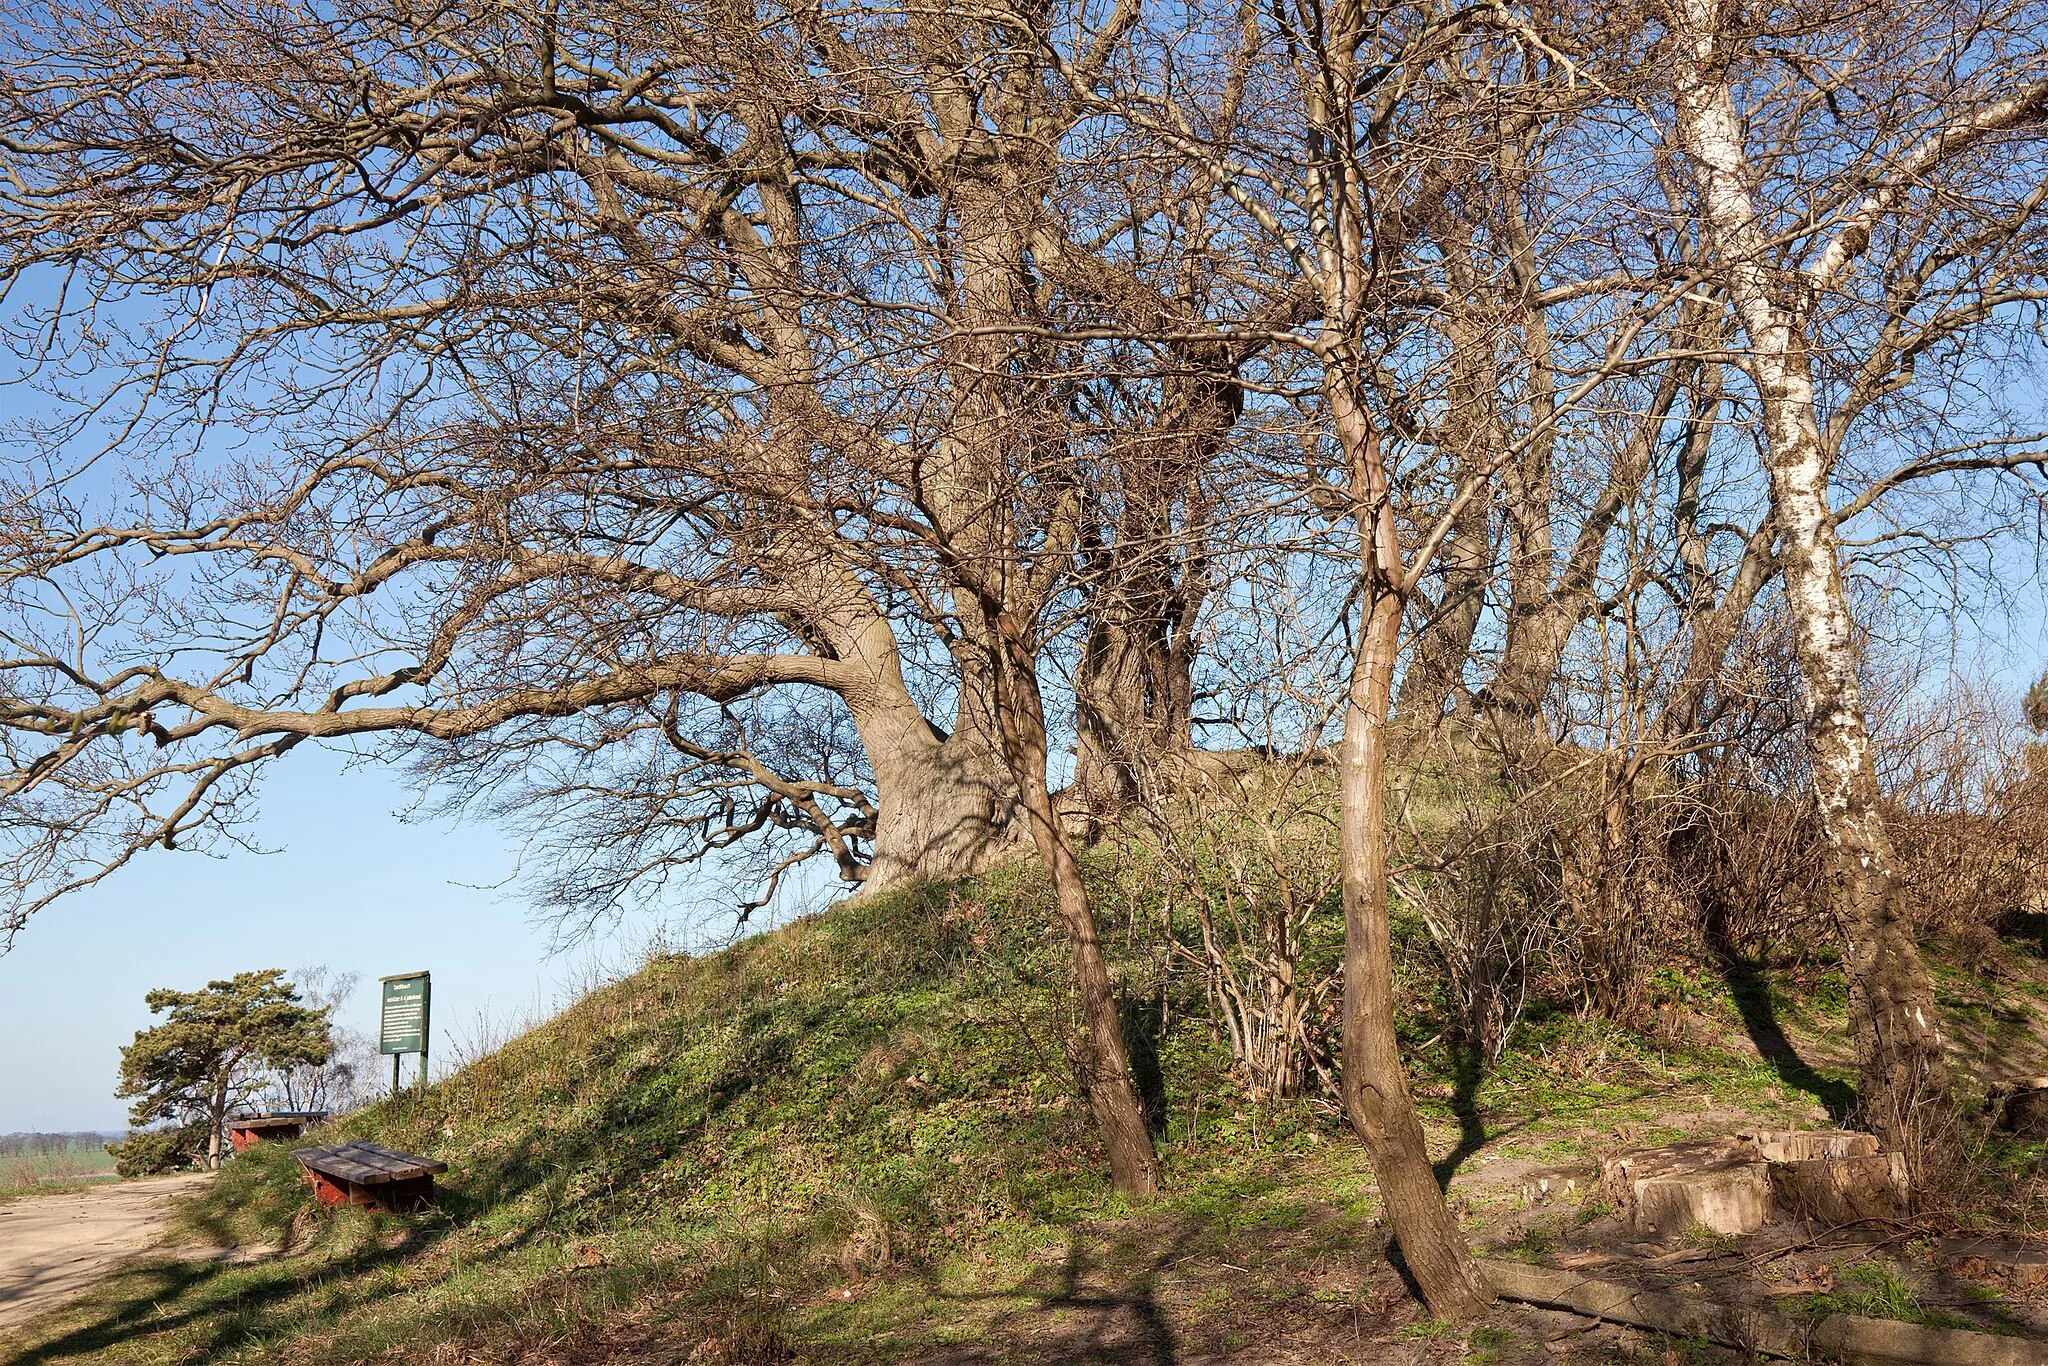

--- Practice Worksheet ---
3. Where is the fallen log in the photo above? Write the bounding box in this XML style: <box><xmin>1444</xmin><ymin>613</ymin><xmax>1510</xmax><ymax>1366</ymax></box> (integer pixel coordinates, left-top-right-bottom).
<box><xmin>1483</xmin><ymin>1259</ymin><xmax>2048</xmax><ymax>1365</ymax></box>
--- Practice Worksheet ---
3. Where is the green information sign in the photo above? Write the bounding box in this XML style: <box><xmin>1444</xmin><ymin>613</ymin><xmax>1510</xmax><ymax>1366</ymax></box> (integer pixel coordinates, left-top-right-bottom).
<box><xmin>379</xmin><ymin>972</ymin><xmax>430</xmax><ymax>1057</ymax></box>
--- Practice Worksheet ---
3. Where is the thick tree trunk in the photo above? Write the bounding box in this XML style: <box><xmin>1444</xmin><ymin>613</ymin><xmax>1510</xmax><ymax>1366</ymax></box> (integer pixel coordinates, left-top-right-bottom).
<box><xmin>1071</xmin><ymin>599</ymin><xmax>1186</xmax><ymax>819</ymax></box>
<box><xmin>1394</xmin><ymin>481</ymin><xmax>1488</xmax><ymax>725</ymax></box>
<box><xmin>1336</xmin><ymin>396</ymin><xmax>1493</xmax><ymax>1321</ymax></box>
<box><xmin>1670</xmin><ymin>11</ymin><xmax>1954</xmax><ymax>1168</ymax></box>
<box><xmin>992</xmin><ymin>631</ymin><xmax>1162</xmax><ymax>1194</ymax></box>
<box><xmin>808</xmin><ymin>584</ymin><xmax>1023</xmax><ymax>896</ymax></box>
<box><xmin>858</xmin><ymin>702</ymin><xmax>1021</xmax><ymax>895</ymax></box>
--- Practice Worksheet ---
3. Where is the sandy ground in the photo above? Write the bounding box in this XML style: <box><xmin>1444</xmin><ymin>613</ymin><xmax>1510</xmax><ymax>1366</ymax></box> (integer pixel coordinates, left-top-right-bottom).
<box><xmin>0</xmin><ymin>1172</ymin><xmax>217</xmax><ymax>1332</ymax></box>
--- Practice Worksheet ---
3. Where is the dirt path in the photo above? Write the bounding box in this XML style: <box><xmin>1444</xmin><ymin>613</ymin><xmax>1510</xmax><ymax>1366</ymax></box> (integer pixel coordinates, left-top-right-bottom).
<box><xmin>0</xmin><ymin>1172</ymin><xmax>216</xmax><ymax>1332</ymax></box>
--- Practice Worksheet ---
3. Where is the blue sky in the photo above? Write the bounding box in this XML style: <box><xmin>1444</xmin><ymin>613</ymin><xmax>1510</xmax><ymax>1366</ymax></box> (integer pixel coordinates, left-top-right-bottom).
<box><xmin>0</xmin><ymin>745</ymin><xmax>671</xmax><ymax>1133</ymax></box>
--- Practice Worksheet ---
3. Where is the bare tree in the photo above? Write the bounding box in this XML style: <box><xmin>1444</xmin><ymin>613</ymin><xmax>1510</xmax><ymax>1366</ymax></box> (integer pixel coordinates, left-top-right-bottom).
<box><xmin>0</xmin><ymin>0</ymin><xmax>1232</xmax><ymax>1190</ymax></box>
<box><xmin>264</xmin><ymin>966</ymin><xmax>373</xmax><ymax>1115</ymax></box>
<box><xmin>0</xmin><ymin>0</ymin><xmax>1253</xmax><ymax>935</ymax></box>
<box><xmin>1053</xmin><ymin>0</ymin><xmax>1687</xmax><ymax>1315</ymax></box>
<box><xmin>0</xmin><ymin>0</ymin><xmax>1054</xmax><ymax>930</ymax></box>
<box><xmin>1662</xmin><ymin>0</ymin><xmax>2048</xmax><ymax>1168</ymax></box>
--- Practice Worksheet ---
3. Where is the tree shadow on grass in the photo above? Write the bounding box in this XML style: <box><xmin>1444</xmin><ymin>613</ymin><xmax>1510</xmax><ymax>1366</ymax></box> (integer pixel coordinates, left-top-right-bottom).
<box><xmin>1122</xmin><ymin>993</ymin><xmax>1172</xmax><ymax>1135</ymax></box>
<box><xmin>1041</xmin><ymin>1226</ymin><xmax>1182</xmax><ymax>1365</ymax></box>
<box><xmin>901</xmin><ymin>1223</ymin><xmax>1195</xmax><ymax>1364</ymax></box>
<box><xmin>1707</xmin><ymin>934</ymin><xmax>1855</xmax><ymax>1123</ymax></box>
<box><xmin>1427</xmin><ymin>1041</ymin><xmax>1533</xmax><ymax>1189</ymax></box>
<box><xmin>1433</xmin><ymin>1044</ymin><xmax>1489</xmax><ymax>1190</ymax></box>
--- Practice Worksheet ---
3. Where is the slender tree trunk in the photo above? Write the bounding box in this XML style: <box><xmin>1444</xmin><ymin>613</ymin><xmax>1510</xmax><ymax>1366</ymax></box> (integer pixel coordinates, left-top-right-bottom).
<box><xmin>1071</xmin><ymin>438</ymin><xmax>1209</xmax><ymax>824</ymax></box>
<box><xmin>1485</xmin><ymin>355</ymin><xmax>1688</xmax><ymax>731</ymax></box>
<box><xmin>1673</xmin><ymin>359</ymin><xmax>1723</xmax><ymax>617</ymax></box>
<box><xmin>990</xmin><ymin>630</ymin><xmax>1163</xmax><ymax>1195</ymax></box>
<box><xmin>1488</xmin><ymin>270</ymin><xmax>1561</xmax><ymax>729</ymax></box>
<box><xmin>1670</xmin><ymin>10</ymin><xmax>1954</xmax><ymax>1168</ymax></box>
<box><xmin>927</xmin><ymin>156</ymin><xmax>1160</xmax><ymax>1192</ymax></box>
<box><xmin>1336</xmin><ymin>396</ymin><xmax>1493</xmax><ymax>1321</ymax></box>
<box><xmin>1398</xmin><ymin>233</ymin><xmax>1499</xmax><ymax>726</ymax></box>
<box><xmin>1343</xmin><ymin>582</ymin><xmax>1493</xmax><ymax>1320</ymax></box>
<box><xmin>1753</xmin><ymin>383</ymin><xmax>1952</xmax><ymax>1165</ymax></box>
<box><xmin>1394</xmin><ymin>477</ymin><xmax>1488</xmax><ymax>725</ymax></box>
<box><xmin>208</xmin><ymin>1078</ymin><xmax>227</xmax><ymax>1170</ymax></box>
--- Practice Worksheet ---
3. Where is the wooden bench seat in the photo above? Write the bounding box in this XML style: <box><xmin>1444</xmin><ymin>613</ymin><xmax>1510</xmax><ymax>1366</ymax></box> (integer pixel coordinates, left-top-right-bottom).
<box><xmin>291</xmin><ymin>1140</ymin><xmax>448</xmax><ymax>1212</ymax></box>
<box><xmin>226</xmin><ymin>1112</ymin><xmax>327</xmax><ymax>1153</ymax></box>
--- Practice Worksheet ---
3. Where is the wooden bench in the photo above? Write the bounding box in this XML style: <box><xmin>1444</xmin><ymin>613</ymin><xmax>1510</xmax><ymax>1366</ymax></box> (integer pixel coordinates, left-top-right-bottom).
<box><xmin>226</xmin><ymin>1112</ymin><xmax>328</xmax><ymax>1153</ymax></box>
<box><xmin>291</xmin><ymin>1140</ymin><xmax>448</xmax><ymax>1212</ymax></box>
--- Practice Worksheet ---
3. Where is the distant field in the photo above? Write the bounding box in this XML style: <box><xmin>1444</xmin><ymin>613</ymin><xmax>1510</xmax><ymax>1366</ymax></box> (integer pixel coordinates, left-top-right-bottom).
<box><xmin>0</xmin><ymin>1137</ymin><xmax>121</xmax><ymax>1199</ymax></box>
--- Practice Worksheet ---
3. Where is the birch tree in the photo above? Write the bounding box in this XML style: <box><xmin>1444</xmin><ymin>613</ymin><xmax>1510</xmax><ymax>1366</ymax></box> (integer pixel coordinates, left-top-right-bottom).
<box><xmin>1663</xmin><ymin>0</ymin><xmax>2048</xmax><ymax>1167</ymax></box>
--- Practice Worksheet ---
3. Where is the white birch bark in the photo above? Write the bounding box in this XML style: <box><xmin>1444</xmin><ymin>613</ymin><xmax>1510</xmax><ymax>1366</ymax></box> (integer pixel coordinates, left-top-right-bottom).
<box><xmin>1667</xmin><ymin>0</ymin><xmax>1954</xmax><ymax>1168</ymax></box>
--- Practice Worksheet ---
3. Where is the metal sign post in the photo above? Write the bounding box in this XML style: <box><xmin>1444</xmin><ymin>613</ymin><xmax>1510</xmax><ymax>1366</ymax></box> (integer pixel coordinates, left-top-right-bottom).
<box><xmin>379</xmin><ymin>971</ymin><xmax>431</xmax><ymax>1099</ymax></box>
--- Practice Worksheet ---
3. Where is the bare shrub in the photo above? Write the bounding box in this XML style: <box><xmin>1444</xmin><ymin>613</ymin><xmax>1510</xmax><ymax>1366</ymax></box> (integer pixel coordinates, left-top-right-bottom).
<box><xmin>1393</xmin><ymin>733</ymin><xmax>1561</xmax><ymax>1062</ymax></box>
<box><xmin>1553</xmin><ymin>780</ymin><xmax>1678</xmax><ymax>1027</ymax></box>
<box><xmin>1883</xmin><ymin>678</ymin><xmax>2048</xmax><ymax>943</ymax></box>
<box><xmin>1667</xmin><ymin>793</ymin><xmax>1827</xmax><ymax>963</ymax></box>
<box><xmin>261</xmin><ymin>965</ymin><xmax>377</xmax><ymax>1116</ymax></box>
<box><xmin>1662</xmin><ymin>609</ymin><xmax>1828</xmax><ymax>964</ymax></box>
<box><xmin>2025</xmin><ymin>673</ymin><xmax>2048</xmax><ymax>737</ymax></box>
<box><xmin>1120</xmin><ymin>756</ymin><xmax>1343</xmax><ymax>1100</ymax></box>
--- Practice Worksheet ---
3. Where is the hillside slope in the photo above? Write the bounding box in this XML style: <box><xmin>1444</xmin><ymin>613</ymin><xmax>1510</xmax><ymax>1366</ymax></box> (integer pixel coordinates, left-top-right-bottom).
<box><xmin>10</xmin><ymin>848</ymin><xmax>2048</xmax><ymax>1364</ymax></box>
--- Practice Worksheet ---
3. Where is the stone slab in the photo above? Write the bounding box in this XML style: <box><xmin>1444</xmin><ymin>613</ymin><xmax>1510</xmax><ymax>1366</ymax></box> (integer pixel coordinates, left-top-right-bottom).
<box><xmin>1488</xmin><ymin>1258</ymin><xmax>2048</xmax><ymax>1364</ymax></box>
<box><xmin>1937</xmin><ymin>1238</ymin><xmax>2048</xmax><ymax>1288</ymax></box>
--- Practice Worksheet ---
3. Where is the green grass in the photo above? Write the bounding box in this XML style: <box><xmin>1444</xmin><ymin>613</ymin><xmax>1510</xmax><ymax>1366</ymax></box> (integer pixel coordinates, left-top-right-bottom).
<box><xmin>12</xmin><ymin>865</ymin><xmax>1399</xmax><ymax>1363</ymax></box>
<box><xmin>1791</xmin><ymin>1261</ymin><xmax>1985</xmax><ymax>1334</ymax></box>
<box><xmin>0</xmin><ymin>1145</ymin><xmax>119</xmax><ymax>1202</ymax></box>
<box><xmin>6</xmin><ymin>825</ymin><xmax>2022</xmax><ymax>1363</ymax></box>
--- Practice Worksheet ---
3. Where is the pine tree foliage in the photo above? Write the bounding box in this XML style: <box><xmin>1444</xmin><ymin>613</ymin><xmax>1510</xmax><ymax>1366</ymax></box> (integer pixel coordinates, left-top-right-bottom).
<box><xmin>111</xmin><ymin>970</ymin><xmax>334</xmax><ymax>1170</ymax></box>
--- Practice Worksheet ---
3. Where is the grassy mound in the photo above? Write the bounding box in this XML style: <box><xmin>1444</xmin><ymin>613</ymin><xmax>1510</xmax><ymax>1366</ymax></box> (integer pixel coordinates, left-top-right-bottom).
<box><xmin>7</xmin><ymin>843</ymin><xmax>1972</xmax><ymax>1364</ymax></box>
